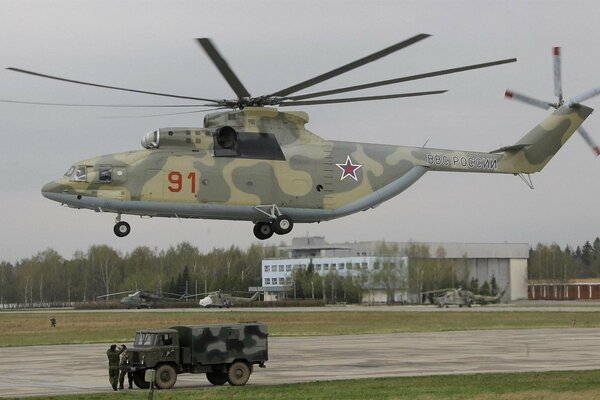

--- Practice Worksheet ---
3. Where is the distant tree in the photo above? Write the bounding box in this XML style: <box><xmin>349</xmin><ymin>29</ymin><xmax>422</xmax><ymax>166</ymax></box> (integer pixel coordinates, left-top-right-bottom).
<box><xmin>490</xmin><ymin>275</ymin><xmax>498</xmax><ymax>296</ymax></box>
<box><xmin>89</xmin><ymin>245</ymin><xmax>121</xmax><ymax>299</ymax></box>
<box><xmin>405</xmin><ymin>242</ymin><xmax>431</xmax><ymax>303</ymax></box>
<box><xmin>469</xmin><ymin>277</ymin><xmax>479</xmax><ymax>294</ymax></box>
<box><xmin>480</xmin><ymin>281</ymin><xmax>491</xmax><ymax>296</ymax></box>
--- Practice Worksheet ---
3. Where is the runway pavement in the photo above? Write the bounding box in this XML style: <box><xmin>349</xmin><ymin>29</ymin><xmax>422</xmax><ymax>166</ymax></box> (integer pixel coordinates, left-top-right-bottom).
<box><xmin>1</xmin><ymin>327</ymin><xmax>599</xmax><ymax>398</ymax></box>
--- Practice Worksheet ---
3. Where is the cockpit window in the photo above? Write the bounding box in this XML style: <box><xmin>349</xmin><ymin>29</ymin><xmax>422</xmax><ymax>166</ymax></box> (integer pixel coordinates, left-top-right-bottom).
<box><xmin>64</xmin><ymin>165</ymin><xmax>76</xmax><ymax>178</ymax></box>
<box><xmin>99</xmin><ymin>166</ymin><xmax>112</xmax><ymax>183</ymax></box>
<box><xmin>72</xmin><ymin>166</ymin><xmax>87</xmax><ymax>182</ymax></box>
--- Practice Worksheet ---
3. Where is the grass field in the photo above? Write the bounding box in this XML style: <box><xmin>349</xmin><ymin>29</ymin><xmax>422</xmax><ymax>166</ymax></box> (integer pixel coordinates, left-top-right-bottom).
<box><xmin>1</xmin><ymin>308</ymin><xmax>600</xmax><ymax>346</ymax></box>
<box><xmin>3</xmin><ymin>309</ymin><xmax>600</xmax><ymax>399</ymax></box>
<box><xmin>30</xmin><ymin>370</ymin><xmax>600</xmax><ymax>400</ymax></box>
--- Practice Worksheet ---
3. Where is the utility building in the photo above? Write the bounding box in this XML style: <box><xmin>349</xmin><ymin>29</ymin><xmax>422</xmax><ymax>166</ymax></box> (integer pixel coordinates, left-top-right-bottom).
<box><xmin>259</xmin><ymin>237</ymin><xmax>529</xmax><ymax>304</ymax></box>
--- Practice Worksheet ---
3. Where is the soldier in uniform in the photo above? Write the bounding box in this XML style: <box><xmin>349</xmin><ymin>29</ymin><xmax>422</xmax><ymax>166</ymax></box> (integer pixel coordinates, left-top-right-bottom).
<box><xmin>118</xmin><ymin>344</ymin><xmax>133</xmax><ymax>389</ymax></box>
<box><xmin>106</xmin><ymin>344</ymin><xmax>123</xmax><ymax>391</ymax></box>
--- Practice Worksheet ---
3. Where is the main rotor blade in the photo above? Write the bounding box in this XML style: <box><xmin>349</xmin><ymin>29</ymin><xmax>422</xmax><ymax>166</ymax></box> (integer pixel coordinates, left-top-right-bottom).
<box><xmin>289</xmin><ymin>58</ymin><xmax>517</xmax><ymax>101</ymax></box>
<box><xmin>102</xmin><ymin>107</ymin><xmax>227</xmax><ymax>119</ymax></box>
<box><xmin>0</xmin><ymin>99</ymin><xmax>217</xmax><ymax>108</ymax></box>
<box><xmin>577</xmin><ymin>126</ymin><xmax>600</xmax><ymax>156</ymax></box>
<box><xmin>505</xmin><ymin>90</ymin><xmax>554</xmax><ymax>110</ymax></box>
<box><xmin>553</xmin><ymin>47</ymin><xmax>563</xmax><ymax>102</ymax></box>
<box><xmin>269</xmin><ymin>33</ymin><xmax>431</xmax><ymax>98</ymax></box>
<box><xmin>6</xmin><ymin>67</ymin><xmax>220</xmax><ymax>103</ymax></box>
<box><xmin>279</xmin><ymin>90</ymin><xmax>446</xmax><ymax>106</ymax></box>
<box><xmin>197</xmin><ymin>38</ymin><xmax>251</xmax><ymax>99</ymax></box>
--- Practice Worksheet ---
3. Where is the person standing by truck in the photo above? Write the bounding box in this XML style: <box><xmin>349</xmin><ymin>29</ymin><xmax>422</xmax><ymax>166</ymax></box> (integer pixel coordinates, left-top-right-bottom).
<box><xmin>118</xmin><ymin>344</ymin><xmax>133</xmax><ymax>390</ymax></box>
<box><xmin>106</xmin><ymin>344</ymin><xmax>122</xmax><ymax>391</ymax></box>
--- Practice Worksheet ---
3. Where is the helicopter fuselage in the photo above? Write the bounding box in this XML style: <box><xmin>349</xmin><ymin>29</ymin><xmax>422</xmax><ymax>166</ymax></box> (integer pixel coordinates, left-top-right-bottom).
<box><xmin>41</xmin><ymin>105</ymin><xmax>591</xmax><ymax>239</ymax></box>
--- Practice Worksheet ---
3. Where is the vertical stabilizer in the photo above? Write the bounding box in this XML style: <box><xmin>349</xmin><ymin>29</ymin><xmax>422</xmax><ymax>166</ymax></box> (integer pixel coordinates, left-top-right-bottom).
<box><xmin>495</xmin><ymin>105</ymin><xmax>593</xmax><ymax>173</ymax></box>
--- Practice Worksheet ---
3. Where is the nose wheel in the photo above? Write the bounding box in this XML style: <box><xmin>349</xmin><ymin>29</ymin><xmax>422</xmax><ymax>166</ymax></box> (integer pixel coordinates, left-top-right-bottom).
<box><xmin>114</xmin><ymin>221</ymin><xmax>131</xmax><ymax>237</ymax></box>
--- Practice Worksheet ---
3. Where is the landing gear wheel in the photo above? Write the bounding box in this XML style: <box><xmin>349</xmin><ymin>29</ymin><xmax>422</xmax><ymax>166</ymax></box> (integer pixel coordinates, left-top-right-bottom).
<box><xmin>253</xmin><ymin>221</ymin><xmax>273</xmax><ymax>240</ymax></box>
<box><xmin>133</xmin><ymin>370</ymin><xmax>149</xmax><ymax>389</ymax></box>
<box><xmin>206</xmin><ymin>372</ymin><xmax>228</xmax><ymax>385</ymax></box>
<box><xmin>155</xmin><ymin>365</ymin><xmax>177</xmax><ymax>389</ymax></box>
<box><xmin>113</xmin><ymin>221</ymin><xmax>131</xmax><ymax>237</ymax></box>
<box><xmin>227</xmin><ymin>361</ymin><xmax>251</xmax><ymax>386</ymax></box>
<box><xmin>273</xmin><ymin>215</ymin><xmax>293</xmax><ymax>235</ymax></box>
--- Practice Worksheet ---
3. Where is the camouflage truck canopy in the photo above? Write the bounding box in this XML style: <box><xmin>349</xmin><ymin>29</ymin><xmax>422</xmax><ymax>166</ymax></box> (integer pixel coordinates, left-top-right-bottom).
<box><xmin>171</xmin><ymin>323</ymin><xmax>268</xmax><ymax>365</ymax></box>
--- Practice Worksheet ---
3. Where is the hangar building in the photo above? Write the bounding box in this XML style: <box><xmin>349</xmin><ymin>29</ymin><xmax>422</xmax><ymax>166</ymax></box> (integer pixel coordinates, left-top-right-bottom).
<box><xmin>259</xmin><ymin>237</ymin><xmax>529</xmax><ymax>303</ymax></box>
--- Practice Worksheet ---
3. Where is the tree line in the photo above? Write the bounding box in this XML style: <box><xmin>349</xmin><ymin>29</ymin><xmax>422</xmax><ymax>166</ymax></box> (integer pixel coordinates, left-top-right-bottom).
<box><xmin>528</xmin><ymin>238</ymin><xmax>600</xmax><ymax>282</ymax></box>
<box><xmin>1</xmin><ymin>238</ymin><xmax>599</xmax><ymax>306</ymax></box>
<box><xmin>0</xmin><ymin>242</ymin><xmax>275</xmax><ymax>307</ymax></box>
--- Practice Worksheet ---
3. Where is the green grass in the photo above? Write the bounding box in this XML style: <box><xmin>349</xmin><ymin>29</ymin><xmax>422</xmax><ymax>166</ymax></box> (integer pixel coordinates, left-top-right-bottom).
<box><xmin>18</xmin><ymin>370</ymin><xmax>600</xmax><ymax>400</ymax></box>
<box><xmin>0</xmin><ymin>309</ymin><xmax>599</xmax><ymax>346</ymax></box>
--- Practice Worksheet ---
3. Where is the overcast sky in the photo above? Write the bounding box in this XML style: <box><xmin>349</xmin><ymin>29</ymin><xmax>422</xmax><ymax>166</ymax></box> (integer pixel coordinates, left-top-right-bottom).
<box><xmin>1</xmin><ymin>0</ymin><xmax>599</xmax><ymax>262</ymax></box>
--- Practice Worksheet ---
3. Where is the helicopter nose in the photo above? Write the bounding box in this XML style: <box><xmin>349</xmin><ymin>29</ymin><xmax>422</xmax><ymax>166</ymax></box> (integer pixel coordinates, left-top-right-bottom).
<box><xmin>41</xmin><ymin>181</ymin><xmax>61</xmax><ymax>199</ymax></box>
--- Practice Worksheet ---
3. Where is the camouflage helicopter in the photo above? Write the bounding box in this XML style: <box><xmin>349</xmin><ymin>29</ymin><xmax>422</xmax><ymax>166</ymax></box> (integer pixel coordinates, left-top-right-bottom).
<box><xmin>198</xmin><ymin>290</ymin><xmax>261</xmax><ymax>308</ymax></box>
<box><xmin>431</xmin><ymin>287</ymin><xmax>504</xmax><ymax>308</ymax></box>
<box><xmin>6</xmin><ymin>35</ymin><xmax>599</xmax><ymax>240</ymax></box>
<box><xmin>97</xmin><ymin>290</ymin><xmax>185</xmax><ymax>309</ymax></box>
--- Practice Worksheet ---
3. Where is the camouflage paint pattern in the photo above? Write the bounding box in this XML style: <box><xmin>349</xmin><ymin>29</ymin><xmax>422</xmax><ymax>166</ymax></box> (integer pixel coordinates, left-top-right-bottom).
<box><xmin>41</xmin><ymin>105</ymin><xmax>593</xmax><ymax>227</ymax></box>
<box><xmin>129</xmin><ymin>323</ymin><xmax>268</xmax><ymax>370</ymax></box>
<box><xmin>175</xmin><ymin>323</ymin><xmax>268</xmax><ymax>365</ymax></box>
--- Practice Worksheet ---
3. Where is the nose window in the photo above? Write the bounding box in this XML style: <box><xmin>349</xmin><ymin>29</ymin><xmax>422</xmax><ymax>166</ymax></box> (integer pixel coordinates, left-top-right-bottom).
<box><xmin>64</xmin><ymin>165</ymin><xmax>75</xmax><ymax>177</ymax></box>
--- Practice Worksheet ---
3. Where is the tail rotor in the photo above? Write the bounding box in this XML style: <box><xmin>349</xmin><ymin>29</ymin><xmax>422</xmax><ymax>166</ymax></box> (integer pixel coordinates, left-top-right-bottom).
<box><xmin>505</xmin><ymin>47</ymin><xmax>600</xmax><ymax>156</ymax></box>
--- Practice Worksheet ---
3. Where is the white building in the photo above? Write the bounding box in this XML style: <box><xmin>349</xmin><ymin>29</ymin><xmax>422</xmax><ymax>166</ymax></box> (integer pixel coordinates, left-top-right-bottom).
<box><xmin>258</xmin><ymin>237</ymin><xmax>529</xmax><ymax>303</ymax></box>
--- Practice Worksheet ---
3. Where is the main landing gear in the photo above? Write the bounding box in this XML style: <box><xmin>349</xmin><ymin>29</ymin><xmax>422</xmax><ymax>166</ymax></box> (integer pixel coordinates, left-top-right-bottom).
<box><xmin>113</xmin><ymin>215</ymin><xmax>131</xmax><ymax>237</ymax></box>
<box><xmin>253</xmin><ymin>205</ymin><xmax>294</xmax><ymax>240</ymax></box>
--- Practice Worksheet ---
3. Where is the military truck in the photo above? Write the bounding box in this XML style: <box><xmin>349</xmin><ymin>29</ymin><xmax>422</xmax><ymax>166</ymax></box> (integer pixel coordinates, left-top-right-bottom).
<box><xmin>127</xmin><ymin>323</ymin><xmax>268</xmax><ymax>389</ymax></box>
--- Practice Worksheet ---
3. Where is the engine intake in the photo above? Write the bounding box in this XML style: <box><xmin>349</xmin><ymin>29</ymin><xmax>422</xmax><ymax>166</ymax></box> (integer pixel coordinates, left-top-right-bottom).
<box><xmin>215</xmin><ymin>126</ymin><xmax>237</xmax><ymax>149</ymax></box>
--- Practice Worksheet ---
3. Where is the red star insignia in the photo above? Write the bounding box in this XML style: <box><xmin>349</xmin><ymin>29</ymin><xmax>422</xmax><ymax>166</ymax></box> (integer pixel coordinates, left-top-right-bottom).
<box><xmin>336</xmin><ymin>155</ymin><xmax>362</xmax><ymax>181</ymax></box>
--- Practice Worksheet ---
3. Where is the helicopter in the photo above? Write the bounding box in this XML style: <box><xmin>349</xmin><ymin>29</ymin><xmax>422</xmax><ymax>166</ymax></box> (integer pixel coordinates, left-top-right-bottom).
<box><xmin>6</xmin><ymin>35</ymin><xmax>598</xmax><ymax>240</ymax></box>
<box><xmin>97</xmin><ymin>290</ymin><xmax>186</xmax><ymax>309</ymax></box>
<box><xmin>198</xmin><ymin>290</ymin><xmax>261</xmax><ymax>308</ymax></box>
<box><xmin>429</xmin><ymin>287</ymin><xmax>505</xmax><ymax>308</ymax></box>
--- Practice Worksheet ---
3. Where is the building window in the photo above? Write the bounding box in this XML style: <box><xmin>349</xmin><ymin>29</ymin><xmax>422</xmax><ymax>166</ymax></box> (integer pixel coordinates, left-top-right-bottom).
<box><xmin>331</xmin><ymin>264</ymin><xmax>337</xmax><ymax>270</ymax></box>
<box><xmin>278</xmin><ymin>278</ymin><xmax>285</xmax><ymax>285</ymax></box>
<box><xmin>264</xmin><ymin>266</ymin><xmax>270</xmax><ymax>272</ymax></box>
<box><xmin>264</xmin><ymin>278</ymin><xmax>270</xmax><ymax>285</ymax></box>
<box><xmin>373</xmin><ymin>262</ymin><xmax>380</xmax><ymax>270</ymax></box>
<box><xmin>316</xmin><ymin>264</ymin><xmax>322</xmax><ymax>271</ymax></box>
<box><xmin>339</xmin><ymin>263</ymin><xmax>345</xmax><ymax>270</ymax></box>
<box><xmin>286</xmin><ymin>265</ymin><xmax>292</xmax><ymax>272</ymax></box>
<box><xmin>354</xmin><ymin>263</ymin><xmax>360</xmax><ymax>270</ymax></box>
<box><xmin>278</xmin><ymin>265</ymin><xmax>284</xmax><ymax>272</ymax></box>
<box><xmin>323</xmin><ymin>264</ymin><xmax>329</xmax><ymax>271</ymax></box>
<box><xmin>361</xmin><ymin>262</ymin><xmax>368</xmax><ymax>269</ymax></box>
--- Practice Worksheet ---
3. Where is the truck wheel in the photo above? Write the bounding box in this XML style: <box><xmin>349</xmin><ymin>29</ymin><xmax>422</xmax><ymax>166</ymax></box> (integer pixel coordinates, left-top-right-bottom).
<box><xmin>155</xmin><ymin>365</ymin><xmax>177</xmax><ymax>389</ymax></box>
<box><xmin>227</xmin><ymin>361</ymin><xmax>251</xmax><ymax>386</ymax></box>
<box><xmin>206</xmin><ymin>372</ymin><xmax>228</xmax><ymax>385</ymax></box>
<box><xmin>133</xmin><ymin>371</ymin><xmax>149</xmax><ymax>389</ymax></box>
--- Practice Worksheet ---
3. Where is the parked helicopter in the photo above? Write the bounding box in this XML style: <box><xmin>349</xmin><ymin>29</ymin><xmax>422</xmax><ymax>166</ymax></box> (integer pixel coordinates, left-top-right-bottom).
<box><xmin>437</xmin><ymin>288</ymin><xmax>504</xmax><ymax>308</ymax></box>
<box><xmin>97</xmin><ymin>290</ymin><xmax>186</xmax><ymax>309</ymax></box>
<box><xmin>5</xmin><ymin>35</ymin><xmax>599</xmax><ymax>239</ymax></box>
<box><xmin>198</xmin><ymin>290</ymin><xmax>261</xmax><ymax>308</ymax></box>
